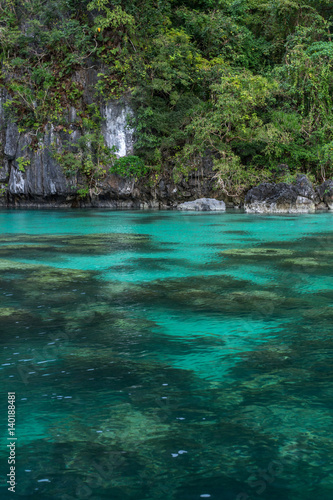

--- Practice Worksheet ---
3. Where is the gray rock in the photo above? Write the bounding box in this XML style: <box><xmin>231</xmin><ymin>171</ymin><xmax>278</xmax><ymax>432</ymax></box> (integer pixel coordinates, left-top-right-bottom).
<box><xmin>316</xmin><ymin>202</ymin><xmax>328</xmax><ymax>211</ymax></box>
<box><xmin>177</xmin><ymin>198</ymin><xmax>226</xmax><ymax>211</ymax></box>
<box><xmin>72</xmin><ymin>68</ymin><xmax>98</xmax><ymax>106</ymax></box>
<box><xmin>0</xmin><ymin>89</ymin><xmax>6</xmax><ymax>126</ymax></box>
<box><xmin>316</xmin><ymin>180</ymin><xmax>333</xmax><ymax>209</ymax></box>
<box><xmin>296</xmin><ymin>196</ymin><xmax>315</xmax><ymax>211</ymax></box>
<box><xmin>0</xmin><ymin>160</ymin><xmax>10</xmax><ymax>182</ymax></box>
<box><xmin>40</xmin><ymin>126</ymin><xmax>75</xmax><ymax>196</ymax></box>
<box><xmin>4</xmin><ymin>122</ymin><xmax>20</xmax><ymax>159</ymax></box>
<box><xmin>8</xmin><ymin>166</ymin><xmax>26</xmax><ymax>194</ymax></box>
<box><xmin>10</xmin><ymin>133</ymin><xmax>32</xmax><ymax>194</ymax></box>
<box><xmin>68</xmin><ymin>106</ymin><xmax>77</xmax><ymax>123</ymax></box>
<box><xmin>294</xmin><ymin>174</ymin><xmax>315</xmax><ymax>200</ymax></box>
<box><xmin>245</xmin><ymin>177</ymin><xmax>316</xmax><ymax>213</ymax></box>
<box><xmin>8</xmin><ymin>128</ymin><xmax>75</xmax><ymax>198</ymax></box>
<box><xmin>100</xmin><ymin>173</ymin><xmax>136</xmax><ymax>198</ymax></box>
<box><xmin>0</xmin><ymin>74</ymin><xmax>225</xmax><ymax>207</ymax></box>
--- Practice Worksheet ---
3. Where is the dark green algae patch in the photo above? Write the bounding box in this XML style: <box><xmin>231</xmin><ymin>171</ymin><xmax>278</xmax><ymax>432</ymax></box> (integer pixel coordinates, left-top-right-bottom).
<box><xmin>102</xmin><ymin>274</ymin><xmax>308</xmax><ymax>321</ymax></box>
<box><xmin>0</xmin><ymin>232</ymin><xmax>163</xmax><ymax>258</ymax></box>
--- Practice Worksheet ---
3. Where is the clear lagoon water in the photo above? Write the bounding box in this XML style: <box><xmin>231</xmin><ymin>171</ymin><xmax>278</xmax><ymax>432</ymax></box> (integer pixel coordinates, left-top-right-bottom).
<box><xmin>0</xmin><ymin>209</ymin><xmax>333</xmax><ymax>500</ymax></box>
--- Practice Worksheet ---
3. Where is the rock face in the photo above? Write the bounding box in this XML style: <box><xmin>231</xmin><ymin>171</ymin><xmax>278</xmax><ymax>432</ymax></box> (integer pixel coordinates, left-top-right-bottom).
<box><xmin>102</xmin><ymin>101</ymin><xmax>134</xmax><ymax>157</ymax></box>
<box><xmin>177</xmin><ymin>198</ymin><xmax>226</xmax><ymax>211</ymax></box>
<box><xmin>4</xmin><ymin>126</ymin><xmax>76</xmax><ymax>202</ymax></box>
<box><xmin>4</xmin><ymin>122</ymin><xmax>20</xmax><ymax>159</ymax></box>
<box><xmin>0</xmin><ymin>82</ymin><xmax>142</xmax><ymax>207</ymax></box>
<box><xmin>245</xmin><ymin>175</ymin><xmax>316</xmax><ymax>213</ymax></box>
<box><xmin>0</xmin><ymin>85</ymin><xmax>223</xmax><ymax>208</ymax></box>
<box><xmin>316</xmin><ymin>180</ymin><xmax>333</xmax><ymax>209</ymax></box>
<box><xmin>3</xmin><ymin>72</ymin><xmax>332</xmax><ymax>213</ymax></box>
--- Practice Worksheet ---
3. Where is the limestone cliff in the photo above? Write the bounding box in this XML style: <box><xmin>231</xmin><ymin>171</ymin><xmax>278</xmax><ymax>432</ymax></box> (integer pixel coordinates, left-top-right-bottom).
<box><xmin>0</xmin><ymin>81</ymin><xmax>219</xmax><ymax>208</ymax></box>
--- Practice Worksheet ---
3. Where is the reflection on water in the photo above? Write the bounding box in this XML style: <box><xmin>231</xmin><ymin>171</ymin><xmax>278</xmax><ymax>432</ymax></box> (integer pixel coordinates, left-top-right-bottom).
<box><xmin>0</xmin><ymin>210</ymin><xmax>333</xmax><ymax>500</ymax></box>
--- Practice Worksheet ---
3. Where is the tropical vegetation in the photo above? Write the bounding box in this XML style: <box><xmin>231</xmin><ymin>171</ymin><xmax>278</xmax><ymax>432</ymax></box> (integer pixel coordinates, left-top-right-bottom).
<box><xmin>1</xmin><ymin>0</ymin><xmax>333</xmax><ymax>195</ymax></box>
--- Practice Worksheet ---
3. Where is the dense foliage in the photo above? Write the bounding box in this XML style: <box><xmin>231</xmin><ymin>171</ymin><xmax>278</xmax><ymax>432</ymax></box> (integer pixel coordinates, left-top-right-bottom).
<box><xmin>1</xmin><ymin>0</ymin><xmax>333</xmax><ymax>195</ymax></box>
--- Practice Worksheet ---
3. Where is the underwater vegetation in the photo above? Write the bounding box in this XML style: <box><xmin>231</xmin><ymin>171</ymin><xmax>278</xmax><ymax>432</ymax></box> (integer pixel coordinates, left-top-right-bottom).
<box><xmin>0</xmin><ymin>232</ymin><xmax>160</xmax><ymax>258</ymax></box>
<box><xmin>0</xmin><ymin>213</ymin><xmax>333</xmax><ymax>500</ymax></box>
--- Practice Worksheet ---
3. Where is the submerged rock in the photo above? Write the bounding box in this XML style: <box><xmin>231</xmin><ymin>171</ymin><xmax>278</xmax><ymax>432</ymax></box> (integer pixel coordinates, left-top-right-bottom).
<box><xmin>24</xmin><ymin>267</ymin><xmax>92</xmax><ymax>290</ymax></box>
<box><xmin>0</xmin><ymin>258</ymin><xmax>39</xmax><ymax>271</ymax></box>
<box><xmin>0</xmin><ymin>307</ymin><xmax>31</xmax><ymax>320</ymax></box>
<box><xmin>281</xmin><ymin>257</ymin><xmax>328</xmax><ymax>269</ymax></box>
<box><xmin>103</xmin><ymin>274</ymin><xmax>295</xmax><ymax>318</ymax></box>
<box><xmin>221</xmin><ymin>247</ymin><xmax>294</xmax><ymax>259</ymax></box>
<box><xmin>302</xmin><ymin>306</ymin><xmax>333</xmax><ymax>320</ymax></box>
<box><xmin>177</xmin><ymin>198</ymin><xmax>226</xmax><ymax>211</ymax></box>
<box><xmin>0</xmin><ymin>232</ymin><xmax>157</xmax><ymax>258</ymax></box>
<box><xmin>245</xmin><ymin>175</ymin><xmax>316</xmax><ymax>213</ymax></box>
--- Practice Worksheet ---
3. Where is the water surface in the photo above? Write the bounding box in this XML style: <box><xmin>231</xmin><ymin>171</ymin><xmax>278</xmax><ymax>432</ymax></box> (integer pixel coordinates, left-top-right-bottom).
<box><xmin>0</xmin><ymin>210</ymin><xmax>332</xmax><ymax>500</ymax></box>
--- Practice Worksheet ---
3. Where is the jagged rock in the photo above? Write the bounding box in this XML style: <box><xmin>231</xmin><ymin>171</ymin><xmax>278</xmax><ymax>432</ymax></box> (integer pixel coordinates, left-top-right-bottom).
<box><xmin>0</xmin><ymin>160</ymin><xmax>10</xmax><ymax>182</ymax></box>
<box><xmin>295</xmin><ymin>196</ymin><xmax>315</xmax><ymax>210</ymax></box>
<box><xmin>8</xmin><ymin>129</ymin><xmax>74</xmax><ymax>198</ymax></box>
<box><xmin>0</xmin><ymin>81</ymin><xmax>224</xmax><ymax>207</ymax></box>
<box><xmin>316</xmin><ymin>202</ymin><xmax>328</xmax><ymax>210</ymax></box>
<box><xmin>8</xmin><ymin>167</ymin><xmax>26</xmax><ymax>194</ymax></box>
<box><xmin>4</xmin><ymin>122</ymin><xmax>20</xmax><ymax>159</ymax></box>
<box><xmin>294</xmin><ymin>174</ymin><xmax>315</xmax><ymax>200</ymax></box>
<box><xmin>316</xmin><ymin>180</ymin><xmax>333</xmax><ymax>209</ymax></box>
<box><xmin>177</xmin><ymin>198</ymin><xmax>226</xmax><ymax>211</ymax></box>
<box><xmin>8</xmin><ymin>133</ymin><xmax>31</xmax><ymax>194</ymax></box>
<box><xmin>101</xmin><ymin>173</ymin><xmax>136</xmax><ymax>197</ymax></box>
<box><xmin>244</xmin><ymin>175</ymin><xmax>316</xmax><ymax>213</ymax></box>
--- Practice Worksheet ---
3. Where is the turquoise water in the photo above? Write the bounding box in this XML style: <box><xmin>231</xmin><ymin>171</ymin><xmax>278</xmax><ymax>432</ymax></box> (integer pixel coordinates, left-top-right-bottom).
<box><xmin>0</xmin><ymin>209</ymin><xmax>333</xmax><ymax>500</ymax></box>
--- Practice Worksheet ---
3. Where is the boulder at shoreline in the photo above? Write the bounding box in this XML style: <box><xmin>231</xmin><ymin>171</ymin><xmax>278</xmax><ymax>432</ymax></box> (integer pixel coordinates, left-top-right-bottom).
<box><xmin>245</xmin><ymin>175</ymin><xmax>316</xmax><ymax>213</ymax></box>
<box><xmin>177</xmin><ymin>198</ymin><xmax>226</xmax><ymax>211</ymax></box>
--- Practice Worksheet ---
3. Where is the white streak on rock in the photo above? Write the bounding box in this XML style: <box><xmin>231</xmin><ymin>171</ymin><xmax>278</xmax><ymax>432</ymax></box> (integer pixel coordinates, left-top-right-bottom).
<box><xmin>10</xmin><ymin>168</ymin><xmax>26</xmax><ymax>194</ymax></box>
<box><xmin>102</xmin><ymin>102</ymin><xmax>134</xmax><ymax>157</ymax></box>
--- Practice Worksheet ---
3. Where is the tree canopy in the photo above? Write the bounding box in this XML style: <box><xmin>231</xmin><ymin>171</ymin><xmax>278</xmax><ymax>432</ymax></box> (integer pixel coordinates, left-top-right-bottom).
<box><xmin>1</xmin><ymin>0</ymin><xmax>333</xmax><ymax>194</ymax></box>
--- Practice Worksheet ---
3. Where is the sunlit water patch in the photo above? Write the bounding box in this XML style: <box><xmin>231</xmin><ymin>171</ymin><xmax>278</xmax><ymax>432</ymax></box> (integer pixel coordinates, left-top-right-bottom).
<box><xmin>0</xmin><ymin>209</ymin><xmax>333</xmax><ymax>500</ymax></box>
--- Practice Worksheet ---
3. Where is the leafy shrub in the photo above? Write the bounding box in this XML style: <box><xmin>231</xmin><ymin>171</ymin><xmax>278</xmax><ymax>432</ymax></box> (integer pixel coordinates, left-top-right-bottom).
<box><xmin>109</xmin><ymin>156</ymin><xmax>148</xmax><ymax>179</ymax></box>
